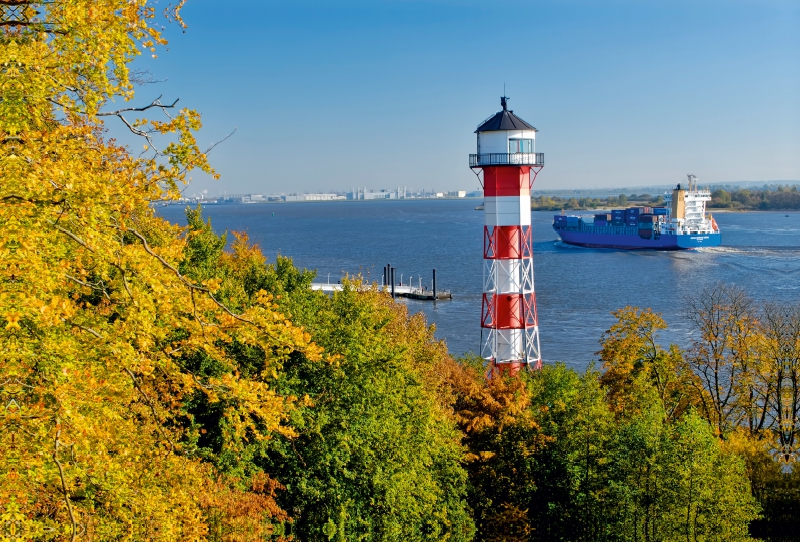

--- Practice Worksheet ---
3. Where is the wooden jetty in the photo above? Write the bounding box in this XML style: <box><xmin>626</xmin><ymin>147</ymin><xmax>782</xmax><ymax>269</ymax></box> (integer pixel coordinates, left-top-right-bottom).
<box><xmin>310</xmin><ymin>283</ymin><xmax>452</xmax><ymax>300</ymax></box>
<box><xmin>311</xmin><ymin>267</ymin><xmax>451</xmax><ymax>301</ymax></box>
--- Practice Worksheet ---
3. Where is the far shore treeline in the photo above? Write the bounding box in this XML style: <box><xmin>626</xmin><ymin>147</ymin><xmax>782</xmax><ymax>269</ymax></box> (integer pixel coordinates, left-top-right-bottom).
<box><xmin>3</xmin><ymin>2</ymin><xmax>799</xmax><ymax>541</ymax></box>
<box><xmin>531</xmin><ymin>185</ymin><xmax>800</xmax><ymax>211</ymax></box>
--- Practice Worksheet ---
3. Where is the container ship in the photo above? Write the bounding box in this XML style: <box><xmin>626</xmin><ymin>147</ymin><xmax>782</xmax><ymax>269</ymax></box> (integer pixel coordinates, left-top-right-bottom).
<box><xmin>552</xmin><ymin>175</ymin><xmax>721</xmax><ymax>250</ymax></box>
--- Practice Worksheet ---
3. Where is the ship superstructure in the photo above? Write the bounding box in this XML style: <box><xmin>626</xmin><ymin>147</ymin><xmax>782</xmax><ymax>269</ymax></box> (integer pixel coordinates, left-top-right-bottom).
<box><xmin>553</xmin><ymin>175</ymin><xmax>721</xmax><ymax>250</ymax></box>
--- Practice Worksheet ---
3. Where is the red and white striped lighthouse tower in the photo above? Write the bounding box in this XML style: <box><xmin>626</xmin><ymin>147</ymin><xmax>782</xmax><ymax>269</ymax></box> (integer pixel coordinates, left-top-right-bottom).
<box><xmin>470</xmin><ymin>97</ymin><xmax>544</xmax><ymax>373</ymax></box>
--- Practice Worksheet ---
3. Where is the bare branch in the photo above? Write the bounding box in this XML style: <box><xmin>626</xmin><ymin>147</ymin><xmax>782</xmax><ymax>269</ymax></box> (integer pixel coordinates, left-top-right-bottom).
<box><xmin>67</xmin><ymin>321</ymin><xmax>103</xmax><ymax>339</ymax></box>
<box><xmin>53</xmin><ymin>419</ymin><xmax>79</xmax><ymax>542</ymax></box>
<box><xmin>48</xmin><ymin>221</ymin><xmax>94</xmax><ymax>252</ymax></box>
<box><xmin>65</xmin><ymin>274</ymin><xmax>111</xmax><ymax>301</ymax></box>
<box><xmin>96</xmin><ymin>96</ymin><xmax>179</xmax><ymax>153</ymax></box>
<box><xmin>97</xmin><ymin>95</ymin><xmax>179</xmax><ymax>118</ymax></box>
<box><xmin>130</xmin><ymin>69</ymin><xmax>167</xmax><ymax>86</ymax></box>
<box><xmin>126</xmin><ymin>227</ymin><xmax>253</xmax><ymax>324</ymax></box>
<box><xmin>203</xmin><ymin>128</ymin><xmax>236</xmax><ymax>156</ymax></box>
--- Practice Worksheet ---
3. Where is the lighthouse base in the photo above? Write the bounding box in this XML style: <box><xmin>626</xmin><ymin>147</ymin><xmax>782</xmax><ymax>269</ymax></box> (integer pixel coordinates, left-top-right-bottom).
<box><xmin>486</xmin><ymin>358</ymin><xmax>543</xmax><ymax>377</ymax></box>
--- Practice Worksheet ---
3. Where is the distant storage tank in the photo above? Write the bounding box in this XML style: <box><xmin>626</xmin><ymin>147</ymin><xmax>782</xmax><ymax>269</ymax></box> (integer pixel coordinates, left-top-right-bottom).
<box><xmin>469</xmin><ymin>97</ymin><xmax>544</xmax><ymax>373</ymax></box>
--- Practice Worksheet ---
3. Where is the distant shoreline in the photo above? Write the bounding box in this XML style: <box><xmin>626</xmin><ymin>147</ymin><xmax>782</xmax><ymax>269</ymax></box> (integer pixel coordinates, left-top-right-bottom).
<box><xmin>157</xmin><ymin>197</ymin><xmax>482</xmax><ymax>206</ymax></box>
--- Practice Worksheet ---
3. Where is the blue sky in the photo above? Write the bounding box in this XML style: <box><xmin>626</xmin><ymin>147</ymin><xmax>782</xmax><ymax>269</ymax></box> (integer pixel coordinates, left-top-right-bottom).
<box><xmin>125</xmin><ymin>0</ymin><xmax>799</xmax><ymax>195</ymax></box>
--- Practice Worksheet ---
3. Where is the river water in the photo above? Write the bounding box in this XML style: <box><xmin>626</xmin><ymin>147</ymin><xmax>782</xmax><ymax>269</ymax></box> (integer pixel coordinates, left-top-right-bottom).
<box><xmin>158</xmin><ymin>200</ymin><xmax>800</xmax><ymax>370</ymax></box>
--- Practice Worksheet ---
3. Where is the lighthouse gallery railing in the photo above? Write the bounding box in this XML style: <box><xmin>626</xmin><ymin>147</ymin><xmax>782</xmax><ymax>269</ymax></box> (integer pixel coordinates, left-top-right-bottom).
<box><xmin>469</xmin><ymin>153</ymin><xmax>545</xmax><ymax>167</ymax></box>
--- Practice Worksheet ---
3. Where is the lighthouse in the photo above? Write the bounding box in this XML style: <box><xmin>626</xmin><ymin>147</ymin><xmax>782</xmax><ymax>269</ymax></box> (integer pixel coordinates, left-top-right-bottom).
<box><xmin>470</xmin><ymin>97</ymin><xmax>544</xmax><ymax>373</ymax></box>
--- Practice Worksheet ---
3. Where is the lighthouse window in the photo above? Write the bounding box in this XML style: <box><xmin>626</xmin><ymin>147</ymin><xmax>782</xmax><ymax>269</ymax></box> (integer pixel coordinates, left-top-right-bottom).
<box><xmin>508</xmin><ymin>139</ymin><xmax>534</xmax><ymax>153</ymax></box>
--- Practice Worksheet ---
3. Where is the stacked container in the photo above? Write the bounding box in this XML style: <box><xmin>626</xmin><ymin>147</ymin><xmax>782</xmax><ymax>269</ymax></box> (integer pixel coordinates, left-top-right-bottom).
<box><xmin>638</xmin><ymin>214</ymin><xmax>656</xmax><ymax>237</ymax></box>
<box><xmin>611</xmin><ymin>209</ymin><xmax>625</xmax><ymax>225</ymax></box>
<box><xmin>625</xmin><ymin>207</ymin><xmax>639</xmax><ymax>227</ymax></box>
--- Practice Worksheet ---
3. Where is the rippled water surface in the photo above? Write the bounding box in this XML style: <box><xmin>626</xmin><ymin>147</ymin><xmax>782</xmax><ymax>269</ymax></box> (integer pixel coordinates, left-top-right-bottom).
<box><xmin>159</xmin><ymin>201</ymin><xmax>800</xmax><ymax>370</ymax></box>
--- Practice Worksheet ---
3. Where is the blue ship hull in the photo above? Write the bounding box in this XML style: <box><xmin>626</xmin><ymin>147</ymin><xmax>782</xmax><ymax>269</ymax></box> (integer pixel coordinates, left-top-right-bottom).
<box><xmin>555</xmin><ymin>228</ymin><xmax>721</xmax><ymax>250</ymax></box>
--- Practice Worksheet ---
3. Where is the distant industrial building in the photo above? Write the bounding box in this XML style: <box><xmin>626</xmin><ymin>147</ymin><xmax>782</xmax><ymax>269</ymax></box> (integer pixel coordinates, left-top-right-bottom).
<box><xmin>284</xmin><ymin>193</ymin><xmax>344</xmax><ymax>202</ymax></box>
<box><xmin>347</xmin><ymin>187</ymin><xmax>408</xmax><ymax>200</ymax></box>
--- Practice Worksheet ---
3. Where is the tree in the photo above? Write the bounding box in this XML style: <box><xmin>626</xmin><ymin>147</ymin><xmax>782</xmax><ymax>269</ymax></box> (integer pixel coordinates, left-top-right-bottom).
<box><xmin>174</xmin><ymin>209</ymin><xmax>477</xmax><ymax>541</ymax></box>
<box><xmin>524</xmin><ymin>364</ymin><xmax>616</xmax><ymax>541</ymax></box>
<box><xmin>263</xmin><ymin>284</ymin><xmax>475</xmax><ymax>541</ymax></box>
<box><xmin>711</xmin><ymin>189</ymin><xmax>732</xmax><ymax>207</ymax></box>
<box><xmin>607</xmin><ymin>391</ymin><xmax>759</xmax><ymax>541</ymax></box>
<box><xmin>598</xmin><ymin>306</ymin><xmax>700</xmax><ymax>420</ymax></box>
<box><xmin>1</xmin><ymin>1</ymin><xmax>316</xmax><ymax>537</ymax></box>
<box><xmin>685</xmin><ymin>284</ymin><xmax>760</xmax><ymax>435</ymax></box>
<box><xmin>757</xmin><ymin>303</ymin><xmax>800</xmax><ymax>459</ymax></box>
<box><xmin>443</xmin><ymin>356</ymin><xmax>547</xmax><ymax>541</ymax></box>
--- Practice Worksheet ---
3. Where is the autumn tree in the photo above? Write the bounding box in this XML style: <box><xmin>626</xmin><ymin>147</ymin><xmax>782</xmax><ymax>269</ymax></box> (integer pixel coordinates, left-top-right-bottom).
<box><xmin>756</xmin><ymin>302</ymin><xmax>800</xmax><ymax>459</ymax></box>
<box><xmin>442</xmin><ymin>355</ymin><xmax>548</xmax><ymax>542</ymax></box>
<box><xmin>685</xmin><ymin>284</ymin><xmax>760</xmax><ymax>435</ymax></box>
<box><xmin>0</xmin><ymin>1</ymin><xmax>317</xmax><ymax>538</ymax></box>
<box><xmin>598</xmin><ymin>306</ymin><xmax>700</xmax><ymax>420</ymax></box>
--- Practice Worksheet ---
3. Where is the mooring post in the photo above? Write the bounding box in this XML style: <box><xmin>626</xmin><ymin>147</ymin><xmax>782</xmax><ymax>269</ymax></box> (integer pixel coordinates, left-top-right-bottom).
<box><xmin>433</xmin><ymin>269</ymin><xmax>436</xmax><ymax>300</ymax></box>
<box><xmin>391</xmin><ymin>268</ymin><xmax>396</xmax><ymax>299</ymax></box>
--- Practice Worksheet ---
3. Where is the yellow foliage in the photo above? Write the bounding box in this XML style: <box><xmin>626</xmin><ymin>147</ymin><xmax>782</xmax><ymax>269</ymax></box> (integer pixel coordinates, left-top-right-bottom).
<box><xmin>0</xmin><ymin>1</ymin><xmax>310</xmax><ymax>537</ymax></box>
<box><xmin>598</xmin><ymin>306</ymin><xmax>703</xmax><ymax>420</ymax></box>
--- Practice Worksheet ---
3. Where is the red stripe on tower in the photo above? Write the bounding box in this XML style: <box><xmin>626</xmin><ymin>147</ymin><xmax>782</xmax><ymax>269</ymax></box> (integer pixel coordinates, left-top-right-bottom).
<box><xmin>484</xmin><ymin>226</ymin><xmax>533</xmax><ymax>259</ymax></box>
<box><xmin>469</xmin><ymin>96</ymin><xmax>544</xmax><ymax>375</ymax></box>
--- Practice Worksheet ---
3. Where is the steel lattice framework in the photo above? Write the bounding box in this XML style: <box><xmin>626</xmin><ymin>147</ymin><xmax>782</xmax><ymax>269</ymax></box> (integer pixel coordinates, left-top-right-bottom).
<box><xmin>472</xmin><ymin>150</ymin><xmax>543</xmax><ymax>373</ymax></box>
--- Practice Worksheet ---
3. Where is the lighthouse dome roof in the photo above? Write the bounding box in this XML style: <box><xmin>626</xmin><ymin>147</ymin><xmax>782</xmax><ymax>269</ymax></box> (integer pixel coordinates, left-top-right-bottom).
<box><xmin>475</xmin><ymin>96</ymin><xmax>537</xmax><ymax>133</ymax></box>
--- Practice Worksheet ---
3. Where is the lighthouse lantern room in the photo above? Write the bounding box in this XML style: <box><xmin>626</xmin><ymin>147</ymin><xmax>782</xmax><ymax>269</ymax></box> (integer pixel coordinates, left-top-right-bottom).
<box><xmin>470</xmin><ymin>97</ymin><xmax>544</xmax><ymax>373</ymax></box>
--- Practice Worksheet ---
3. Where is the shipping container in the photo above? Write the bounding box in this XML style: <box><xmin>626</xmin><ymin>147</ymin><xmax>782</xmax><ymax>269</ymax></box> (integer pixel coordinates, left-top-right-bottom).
<box><xmin>638</xmin><ymin>215</ymin><xmax>657</xmax><ymax>223</ymax></box>
<box><xmin>625</xmin><ymin>207</ymin><xmax>642</xmax><ymax>218</ymax></box>
<box><xmin>595</xmin><ymin>213</ymin><xmax>612</xmax><ymax>221</ymax></box>
<box><xmin>612</xmin><ymin>219</ymin><xmax>624</xmax><ymax>226</ymax></box>
<box><xmin>595</xmin><ymin>220</ymin><xmax>608</xmax><ymax>227</ymax></box>
<box><xmin>653</xmin><ymin>207</ymin><xmax>668</xmax><ymax>215</ymax></box>
<box><xmin>638</xmin><ymin>229</ymin><xmax>653</xmax><ymax>237</ymax></box>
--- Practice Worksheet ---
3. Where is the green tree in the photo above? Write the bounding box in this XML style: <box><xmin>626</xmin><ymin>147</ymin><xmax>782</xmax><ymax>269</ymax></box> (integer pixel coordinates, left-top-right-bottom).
<box><xmin>177</xmin><ymin>211</ymin><xmax>475</xmax><ymax>541</ymax></box>
<box><xmin>711</xmin><ymin>189</ymin><xmax>732</xmax><ymax>207</ymax></box>
<box><xmin>608</xmin><ymin>387</ymin><xmax>759</xmax><ymax>541</ymax></box>
<box><xmin>526</xmin><ymin>364</ymin><xmax>616</xmax><ymax>541</ymax></box>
